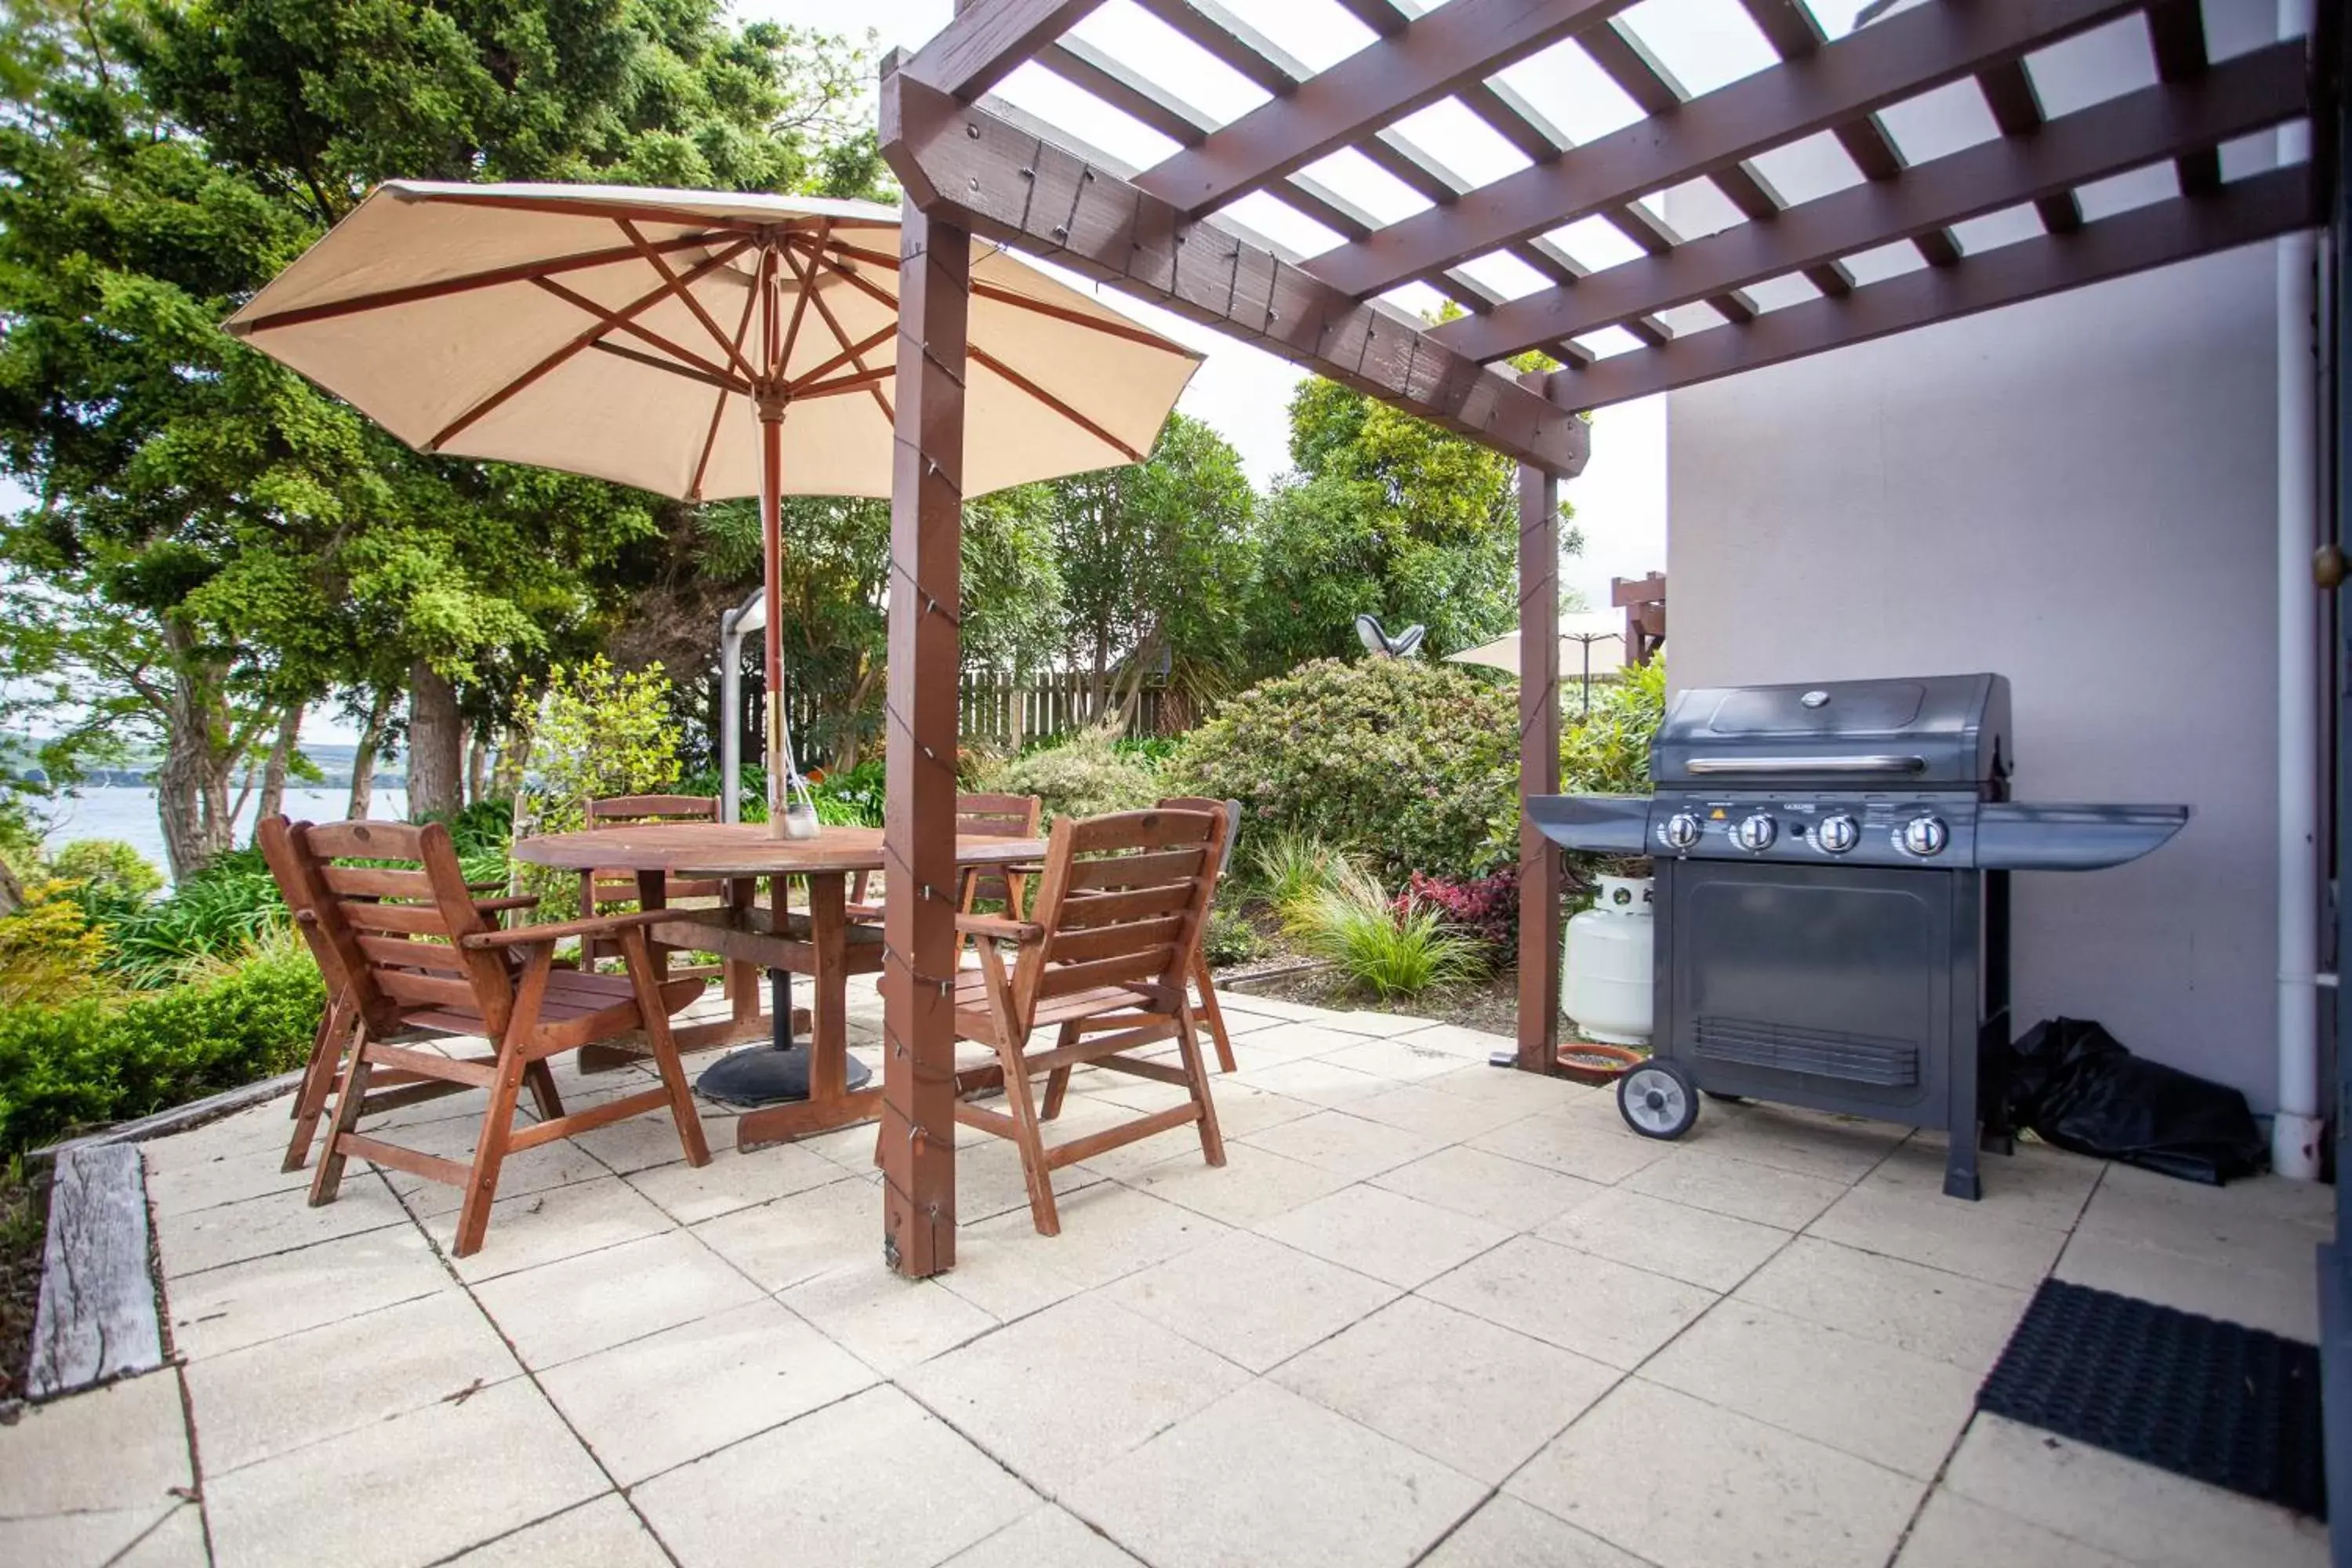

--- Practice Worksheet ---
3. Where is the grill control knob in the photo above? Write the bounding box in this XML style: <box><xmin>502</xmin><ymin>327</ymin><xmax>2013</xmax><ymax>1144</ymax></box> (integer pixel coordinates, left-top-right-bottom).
<box><xmin>1816</xmin><ymin>813</ymin><xmax>1859</xmax><ymax>854</ymax></box>
<box><xmin>1733</xmin><ymin>812</ymin><xmax>1777</xmax><ymax>852</ymax></box>
<box><xmin>1900</xmin><ymin>815</ymin><xmax>1950</xmax><ymax>857</ymax></box>
<box><xmin>1661</xmin><ymin>811</ymin><xmax>1702</xmax><ymax>851</ymax></box>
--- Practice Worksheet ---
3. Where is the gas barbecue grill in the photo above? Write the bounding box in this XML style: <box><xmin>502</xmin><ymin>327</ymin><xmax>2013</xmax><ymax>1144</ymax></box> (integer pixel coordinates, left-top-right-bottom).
<box><xmin>1529</xmin><ymin>673</ymin><xmax>2188</xmax><ymax>1200</ymax></box>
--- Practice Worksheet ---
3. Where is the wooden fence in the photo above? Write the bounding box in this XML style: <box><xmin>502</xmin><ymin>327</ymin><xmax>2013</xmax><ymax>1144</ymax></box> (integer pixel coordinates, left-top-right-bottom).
<box><xmin>732</xmin><ymin>665</ymin><xmax>1161</xmax><ymax>768</ymax></box>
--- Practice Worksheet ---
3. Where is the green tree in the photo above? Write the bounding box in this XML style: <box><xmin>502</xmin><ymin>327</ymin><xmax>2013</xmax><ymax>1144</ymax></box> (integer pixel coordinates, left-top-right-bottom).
<box><xmin>1245</xmin><ymin>376</ymin><xmax>1581</xmax><ymax>673</ymax></box>
<box><xmin>1051</xmin><ymin>413</ymin><xmax>1255</xmax><ymax>731</ymax></box>
<box><xmin>695</xmin><ymin>487</ymin><xmax>1065</xmax><ymax>768</ymax></box>
<box><xmin>0</xmin><ymin>0</ymin><xmax>887</xmax><ymax>873</ymax></box>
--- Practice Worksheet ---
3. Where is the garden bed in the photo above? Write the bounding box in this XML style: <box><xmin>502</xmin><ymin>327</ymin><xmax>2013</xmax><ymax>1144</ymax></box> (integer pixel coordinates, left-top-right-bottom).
<box><xmin>1221</xmin><ymin>959</ymin><xmax>1524</xmax><ymax>1039</ymax></box>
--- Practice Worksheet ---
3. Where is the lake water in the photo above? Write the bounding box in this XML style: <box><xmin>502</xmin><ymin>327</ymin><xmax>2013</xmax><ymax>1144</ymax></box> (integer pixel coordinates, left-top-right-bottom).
<box><xmin>38</xmin><ymin>786</ymin><xmax>409</xmax><ymax>882</ymax></box>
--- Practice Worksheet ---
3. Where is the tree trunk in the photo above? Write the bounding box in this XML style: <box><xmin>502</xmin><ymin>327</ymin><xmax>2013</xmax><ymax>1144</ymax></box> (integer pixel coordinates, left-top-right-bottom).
<box><xmin>488</xmin><ymin>720</ymin><xmax>528</xmax><ymax>801</ymax></box>
<box><xmin>154</xmin><ymin>623</ymin><xmax>239</xmax><ymax>882</ymax></box>
<box><xmin>347</xmin><ymin>690</ymin><xmax>390</xmax><ymax>820</ymax></box>
<box><xmin>252</xmin><ymin>702</ymin><xmax>303</xmax><ymax>828</ymax></box>
<box><xmin>406</xmin><ymin>659</ymin><xmax>463</xmax><ymax>822</ymax></box>
<box><xmin>465</xmin><ymin>731</ymin><xmax>488</xmax><ymax>806</ymax></box>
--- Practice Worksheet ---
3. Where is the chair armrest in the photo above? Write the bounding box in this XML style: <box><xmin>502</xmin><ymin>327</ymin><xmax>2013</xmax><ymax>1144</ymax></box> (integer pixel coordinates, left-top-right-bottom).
<box><xmin>470</xmin><ymin>895</ymin><xmax>539</xmax><ymax>915</ymax></box>
<box><xmin>457</xmin><ymin>908</ymin><xmax>680</xmax><ymax>950</ymax></box>
<box><xmin>466</xmin><ymin>880</ymin><xmax>506</xmax><ymax>894</ymax></box>
<box><xmin>956</xmin><ymin>912</ymin><xmax>1041</xmax><ymax>943</ymax></box>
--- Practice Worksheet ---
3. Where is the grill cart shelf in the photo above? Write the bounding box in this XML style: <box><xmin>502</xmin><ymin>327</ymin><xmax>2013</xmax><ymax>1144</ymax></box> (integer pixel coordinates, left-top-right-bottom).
<box><xmin>1529</xmin><ymin>673</ymin><xmax>2188</xmax><ymax>1200</ymax></box>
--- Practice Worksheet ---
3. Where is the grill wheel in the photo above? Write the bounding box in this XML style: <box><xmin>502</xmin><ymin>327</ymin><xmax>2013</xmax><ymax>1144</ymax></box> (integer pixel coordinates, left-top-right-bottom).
<box><xmin>1617</xmin><ymin>1059</ymin><xmax>1699</xmax><ymax>1141</ymax></box>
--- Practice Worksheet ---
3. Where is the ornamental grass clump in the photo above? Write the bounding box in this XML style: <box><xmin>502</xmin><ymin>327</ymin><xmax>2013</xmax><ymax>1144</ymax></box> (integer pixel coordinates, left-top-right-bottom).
<box><xmin>1282</xmin><ymin>857</ymin><xmax>1487</xmax><ymax>1000</ymax></box>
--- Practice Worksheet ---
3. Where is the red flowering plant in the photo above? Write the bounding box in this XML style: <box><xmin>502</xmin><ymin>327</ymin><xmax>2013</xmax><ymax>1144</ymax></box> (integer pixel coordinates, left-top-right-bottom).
<box><xmin>1392</xmin><ymin>865</ymin><xmax>1519</xmax><ymax>956</ymax></box>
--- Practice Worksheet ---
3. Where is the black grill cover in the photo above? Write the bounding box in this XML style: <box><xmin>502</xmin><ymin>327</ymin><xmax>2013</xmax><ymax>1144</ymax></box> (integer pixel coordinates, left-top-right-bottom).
<box><xmin>1650</xmin><ymin>673</ymin><xmax>2012</xmax><ymax>789</ymax></box>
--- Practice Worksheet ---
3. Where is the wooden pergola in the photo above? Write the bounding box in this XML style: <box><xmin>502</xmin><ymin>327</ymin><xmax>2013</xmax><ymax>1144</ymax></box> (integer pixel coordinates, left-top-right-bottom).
<box><xmin>871</xmin><ymin>0</ymin><xmax>2322</xmax><ymax>1276</ymax></box>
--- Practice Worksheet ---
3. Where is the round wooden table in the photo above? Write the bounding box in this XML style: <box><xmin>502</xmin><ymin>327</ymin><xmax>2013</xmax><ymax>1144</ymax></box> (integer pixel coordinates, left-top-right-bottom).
<box><xmin>510</xmin><ymin>823</ymin><xmax>1044</xmax><ymax>1148</ymax></box>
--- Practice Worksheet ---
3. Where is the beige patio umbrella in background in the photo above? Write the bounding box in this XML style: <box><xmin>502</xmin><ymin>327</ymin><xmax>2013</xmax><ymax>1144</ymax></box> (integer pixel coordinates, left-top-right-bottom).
<box><xmin>226</xmin><ymin>179</ymin><xmax>1201</xmax><ymax>826</ymax></box>
<box><xmin>1446</xmin><ymin>612</ymin><xmax>1630</xmax><ymax>717</ymax></box>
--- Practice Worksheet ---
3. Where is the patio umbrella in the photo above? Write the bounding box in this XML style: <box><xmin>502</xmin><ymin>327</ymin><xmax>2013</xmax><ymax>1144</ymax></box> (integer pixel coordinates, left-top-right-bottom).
<box><xmin>1446</xmin><ymin>614</ymin><xmax>1629</xmax><ymax>717</ymax></box>
<box><xmin>227</xmin><ymin>180</ymin><xmax>1200</xmax><ymax>1105</ymax></box>
<box><xmin>225</xmin><ymin>179</ymin><xmax>1201</xmax><ymax>822</ymax></box>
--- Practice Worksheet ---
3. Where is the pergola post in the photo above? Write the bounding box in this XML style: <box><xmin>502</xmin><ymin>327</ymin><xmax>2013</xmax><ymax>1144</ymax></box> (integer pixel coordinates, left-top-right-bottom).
<box><xmin>880</xmin><ymin>200</ymin><xmax>970</xmax><ymax>1277</ymax></box>
<box><xmin>1515</xmin><ymin>441</ymin><xmax>1563</xmax><ymax>1076</ymax></box>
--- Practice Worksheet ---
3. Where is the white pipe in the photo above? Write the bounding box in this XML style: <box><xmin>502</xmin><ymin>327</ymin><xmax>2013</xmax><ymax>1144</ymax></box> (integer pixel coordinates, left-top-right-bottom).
<box><xmin>2274</xmin><ymin>0</ymin><xmax>2321</xmax><ymax>1181</ymax></box>
<box><xmin>719</xmin><ymin>604</ymin><xmax>747</xmax><ymax>825</ymax></box>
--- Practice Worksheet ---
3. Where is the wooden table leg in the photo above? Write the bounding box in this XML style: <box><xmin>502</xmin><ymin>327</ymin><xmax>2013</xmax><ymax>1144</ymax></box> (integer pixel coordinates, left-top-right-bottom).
<box><xmin>735</xmin><ymin>870</ymin><xmax>879</xmax><ymax>1149</ymax></box>
<box><xmin>723</xmin><ymin>877</ymin><xmax>758</xmax><ymax>1020</ymax></box>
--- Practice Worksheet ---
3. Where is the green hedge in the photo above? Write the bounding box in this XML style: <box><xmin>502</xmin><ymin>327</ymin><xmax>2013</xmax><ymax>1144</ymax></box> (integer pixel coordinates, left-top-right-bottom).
<box><xmin>1173</xmin><ymin>657</ymin><xmax>1519</xmax><ymax>880</ymax></box>
<box><xmin>0</xmin><ymin>942</ymin><xmax>325</xmax><ymax>1156</ymax></box>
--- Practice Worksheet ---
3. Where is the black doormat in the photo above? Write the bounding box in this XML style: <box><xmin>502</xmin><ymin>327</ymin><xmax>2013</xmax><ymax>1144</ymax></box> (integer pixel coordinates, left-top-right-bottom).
<box><xmin>1976</xmin><ymin>1278</ymin><xmax>2325</xmax><ymax>1520</ymax></box>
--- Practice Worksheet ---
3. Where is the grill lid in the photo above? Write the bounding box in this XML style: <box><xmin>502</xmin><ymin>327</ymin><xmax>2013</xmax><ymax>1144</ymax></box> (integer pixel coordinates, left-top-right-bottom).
<box><xmin>1652</xmin><ymin>673</ymin><xmax>2011</xmax><ymax>788</ymax></box>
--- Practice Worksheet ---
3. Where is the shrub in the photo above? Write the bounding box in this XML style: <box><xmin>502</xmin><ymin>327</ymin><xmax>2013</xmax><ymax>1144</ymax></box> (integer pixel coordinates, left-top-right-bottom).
<box><xmin>1396</xmin><ymin>866</ymin><xmax>1519</xmax><ymax>956</ymax></box>
<box><xmin>1283</xmin><ymin>858</ymin><xmax>1488</xmax><ymax>1000</ymax></box>
<box><xmin>979</xmin><ymin>723</ymin><xmax>1163</xmax><ymax>820</ymax></box>
<box><xmin>0</xmin><ymin>880</ymin><xmax>110</xmax><ymax>1007</ymax></box>
<box><xmin>517</xmin><ymin>659</ymin><xmax>684</xmax><ymax>917</ymax></box>
<box><xmin>1174</xmin><ymin>657</ymin><xmax>1519</xmax><ymax>880</ymax></box>
<box><xmin>48</xmin><ymin>840</ymin><xmax>163</xmax><ymax>904</ymax></box>
<box><xmin>1200</xmin><ymin>905</ymin><xmax>1265</xmax><ymax>967</ymax></box>
<box><xmin>1247</xmin><ymin>829</ymin><xmax>1342</xmax><ymax>909</ymax></box>
<box><xmin>0</xmin><ymin>937</ymin><xmax>325</xmax><ymax>1155</ymax></box>
<box><xmin>99</xmin><ymin>849</ymin><xmax>286</xmax><ymax>986</ymax></box>
<box><xmin>1562</xmin><ymin>658</ymin><xmax>1668</xmax><ymax>795</ymax></box>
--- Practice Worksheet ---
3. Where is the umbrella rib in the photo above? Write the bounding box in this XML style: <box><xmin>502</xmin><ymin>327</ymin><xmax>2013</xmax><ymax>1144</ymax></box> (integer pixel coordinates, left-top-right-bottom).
<box><xmin>791</xmin><ymin>236</ymin><xmax>898</xmax><ymax>314</ymax></box>
<box><xmin>787</xmin><ymin>321</ymin><xmax>895</xmax><ymax>393</ymax></box>
<box><xmin>792</xmin><ymin>363</ymin><xmax>898</xmax><ymax>401</ymax></box>
<box><xmin>786</xmin><ymin>242</ymin><xmax>893</xmax><ymax>425</ymax></box>
<box><xmin>588</xmin><ymin>339</ymin><xmax>747</xmax><ymax>394</ymax></box>
<box><xmin>817</xmin><ymin>238</ymin><xmax>1196</xmax><ymax>358</ymax></box>
<box><xmin>228</xmin><ymin>231</ymin><xmax>734</xmax><ymax>335</ymax></box>
<box><xmin>618</xmin><ymin>218</ymin><xmax>757</xmax><ymax>383</ymax></box>
<box><xmin>691</xmin><ymin>244</ymin><xmax>767</xmax><ymax>501</ymax></box>
<box><xmin>968</xmin><ymin>343</ymin><xmax>1143</xmax><ymax>464</ymax></box>
<box><xmin>530</xmin><ymin>275</ymin><xmax>742</xmax><ymax>387</ymax></box>
<box><xmin>775</xmin><ymin>225</ymin><xmax>825</xmax><ymax>384</ymax></box>
<box><xmin>424</xmin><ymin>237</ymin><xmax>753</xmax><ymax>452</ymax></box>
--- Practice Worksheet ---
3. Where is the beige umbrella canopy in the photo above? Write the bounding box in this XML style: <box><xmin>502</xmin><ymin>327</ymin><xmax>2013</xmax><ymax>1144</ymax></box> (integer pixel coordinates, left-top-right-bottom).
<box><xmin>227</xmin><ymin>180</ymin><xmax>1200</xmax><ymax>825</ymax></box>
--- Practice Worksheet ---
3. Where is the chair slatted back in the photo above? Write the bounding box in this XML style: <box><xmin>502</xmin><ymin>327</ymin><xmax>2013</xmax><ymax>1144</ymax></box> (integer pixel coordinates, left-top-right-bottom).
<box><xmin>1154</xmin><ymin>796</ymin><xmax>1243</xmax><ymax>877</ymax></box>
<box><xmin>583</xmin><ymin>794</ymin><xmax>721</xmax><ymax>906</ymax></box>
<box><xmin>1011</xmin><ymin>807</ymin><xmax>1225</xmax><ymax>1025</ymax></box>
<box><xmin>958</xmin><ymin>793</ymin><xmax>1042</xmax><ymax>910</ymax></box>
<box><xmin>260</xmin><ymin>817</ymin><xmax>509</xmax><ymax>1039</ymax></box>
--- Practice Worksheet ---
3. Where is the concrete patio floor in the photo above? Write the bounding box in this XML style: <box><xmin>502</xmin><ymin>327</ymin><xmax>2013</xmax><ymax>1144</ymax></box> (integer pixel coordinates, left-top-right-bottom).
<box><xmin>1</xmin><ymin>982</ymin><xmax>2332</xmax><ymax>1568</ymax></box>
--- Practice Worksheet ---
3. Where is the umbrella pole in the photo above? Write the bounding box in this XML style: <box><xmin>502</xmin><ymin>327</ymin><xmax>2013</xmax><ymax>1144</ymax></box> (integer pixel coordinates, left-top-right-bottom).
<box><xmin>697</xmin><ymin>401</ymin><xmax>872</xmax><ymax>1105</ymax></box>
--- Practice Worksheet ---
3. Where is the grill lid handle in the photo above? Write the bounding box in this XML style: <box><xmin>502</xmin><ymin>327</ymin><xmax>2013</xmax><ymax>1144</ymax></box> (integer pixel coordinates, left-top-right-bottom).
<box><xmin>1684</xmin><ymin>754</ymin><xmax>1927</xmax><ymax>775</ymax></box>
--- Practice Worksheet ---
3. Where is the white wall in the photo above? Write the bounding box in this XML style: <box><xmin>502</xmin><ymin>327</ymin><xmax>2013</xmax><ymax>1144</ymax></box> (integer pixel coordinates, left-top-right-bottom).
<box><xmin>1665</xmin><ymin>244</ymin><xmax>2283</xmax><ymax>1106</ymax></box>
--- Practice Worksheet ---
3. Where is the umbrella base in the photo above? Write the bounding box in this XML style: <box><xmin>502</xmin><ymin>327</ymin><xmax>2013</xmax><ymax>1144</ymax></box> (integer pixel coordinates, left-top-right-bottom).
<box><xmin>696</xmin><ymin>1045</ymin><xmax>872</xmax><ymax>1106</ymax></box>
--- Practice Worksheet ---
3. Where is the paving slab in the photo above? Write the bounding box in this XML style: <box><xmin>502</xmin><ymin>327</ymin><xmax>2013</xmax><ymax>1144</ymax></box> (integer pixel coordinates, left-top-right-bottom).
<box><xmin>1065</xmin><ymin>1380</ymin><xmax>1484</xmax><ymax>1568</ymax></box>
<box><xmin>1104</xmin><ymin>1229</ymin><xmax>1398</xmax><ymax>1373</ymax></box>
<box><xmin>1419</xmin><ymin>1234</ymin><xmax>1716</xmax><ymax>1369</ymax></box>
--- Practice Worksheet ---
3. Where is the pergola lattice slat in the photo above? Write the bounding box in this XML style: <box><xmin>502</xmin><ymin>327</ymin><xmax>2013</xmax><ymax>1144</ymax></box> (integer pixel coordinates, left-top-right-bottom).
<box><xmin>1428</xmin><ymin>39</ymin><xmax>2310</xmax><ymax>365</ymax></box>
<box><xmin>1131</xmin><ymin>0</ymin><xmax>1638</xmax><ymax>216</ymax></box>
<box><xmin>1546</xmin><ymin>163</ymin><xmax>2315</xmax><ymax>409</ymax></box>
<box><xmin>882</xmin><ymin>68</ymin><xmax>1590</xmax><ymax>475</ymax></box>
<box><xmin>1303</xmin><ymin>0</ymin><xmax>2152</xmax><ymax>302</ymax></box>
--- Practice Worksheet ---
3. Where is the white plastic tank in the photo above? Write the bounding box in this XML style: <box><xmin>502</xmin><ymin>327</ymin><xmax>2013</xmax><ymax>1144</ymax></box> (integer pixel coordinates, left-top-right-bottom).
<box><xmin>1563</xmin><ymin>874</ymin><xmax>1653</xmax><ymax>1046</ymax></box>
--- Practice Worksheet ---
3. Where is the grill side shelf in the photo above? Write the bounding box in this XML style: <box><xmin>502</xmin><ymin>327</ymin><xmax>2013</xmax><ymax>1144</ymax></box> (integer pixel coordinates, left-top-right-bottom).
<box><xmin>1973</xmin><ymin>803</ymin><xmax>2190</xmax><ymax>871</ymax></box>
<box><xmin>1526</xmin><ymin>794</ymin><xmax>1652</xmax><ymax>855</ymax></box>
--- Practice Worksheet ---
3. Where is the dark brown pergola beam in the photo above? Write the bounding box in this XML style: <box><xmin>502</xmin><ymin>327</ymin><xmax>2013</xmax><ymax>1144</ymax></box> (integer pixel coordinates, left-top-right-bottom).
<box><xmin>882</xmin><ymin>66</ymin><xmax>1589</xmax><ymax>476</ymax></box>
<box><xmin>1978</xmin><ymin>60</ymin><xmax>2084</xmax><ymax>234</ymax></box>
<box><xmin>1305</xmin><ymin>0</ymin><xmax>2150</xmax><ymax>301</ymax></box>
<box><xmin>2147</xmin><ymin>0</ymin><xmax>2223</xmax><ymax>194</ymax></box>
<box><xmin>1429</xmin><ymin>41</ymin><xmax>2308</xmax><ymax>365</ymax></box>
<box><xmin>1547</xmin><ymin>165</ymin><xmax>2314</xmax><ymax>411</ymax></box>
<box><xmin>1131</xmin><ymin>0</ymin><xmax>1637</xmax><ymax>216</ymax></box>
<box><xmin>903</xmin><ymin>0</ymin><xmax>1111</xmax><ymax>100</ymax></box>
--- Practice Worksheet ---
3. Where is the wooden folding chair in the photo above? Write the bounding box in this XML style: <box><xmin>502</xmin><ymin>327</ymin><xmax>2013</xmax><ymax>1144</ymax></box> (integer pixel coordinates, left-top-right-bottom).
<box><xmin>267</xmin><ymin>831</ymin><xmax>539</xmax><ymax>1173</ymax></box>
<box><xmin>579</xmin><ymin>794</ymin><xmax>725</xmax><ymax>980</ymax></box>
<box><xmin>260</xmin><ymin>816</ymin><xmax>712</xmax><ymax>1257</ymax></box>
<box><xmin>847</xmin><ymin>792</ymin><xmax>1042</xmax><ymax>938</ymax></box>
<box><xmin>952</xmin><ymin>804</ymin><xmax>1229</xmax><ymax>1236</ymax></box>
<box><xmin>1152</xmin><ymin>795</ymin><xmax>1243</xmax><ymax>1073</ymax></box>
